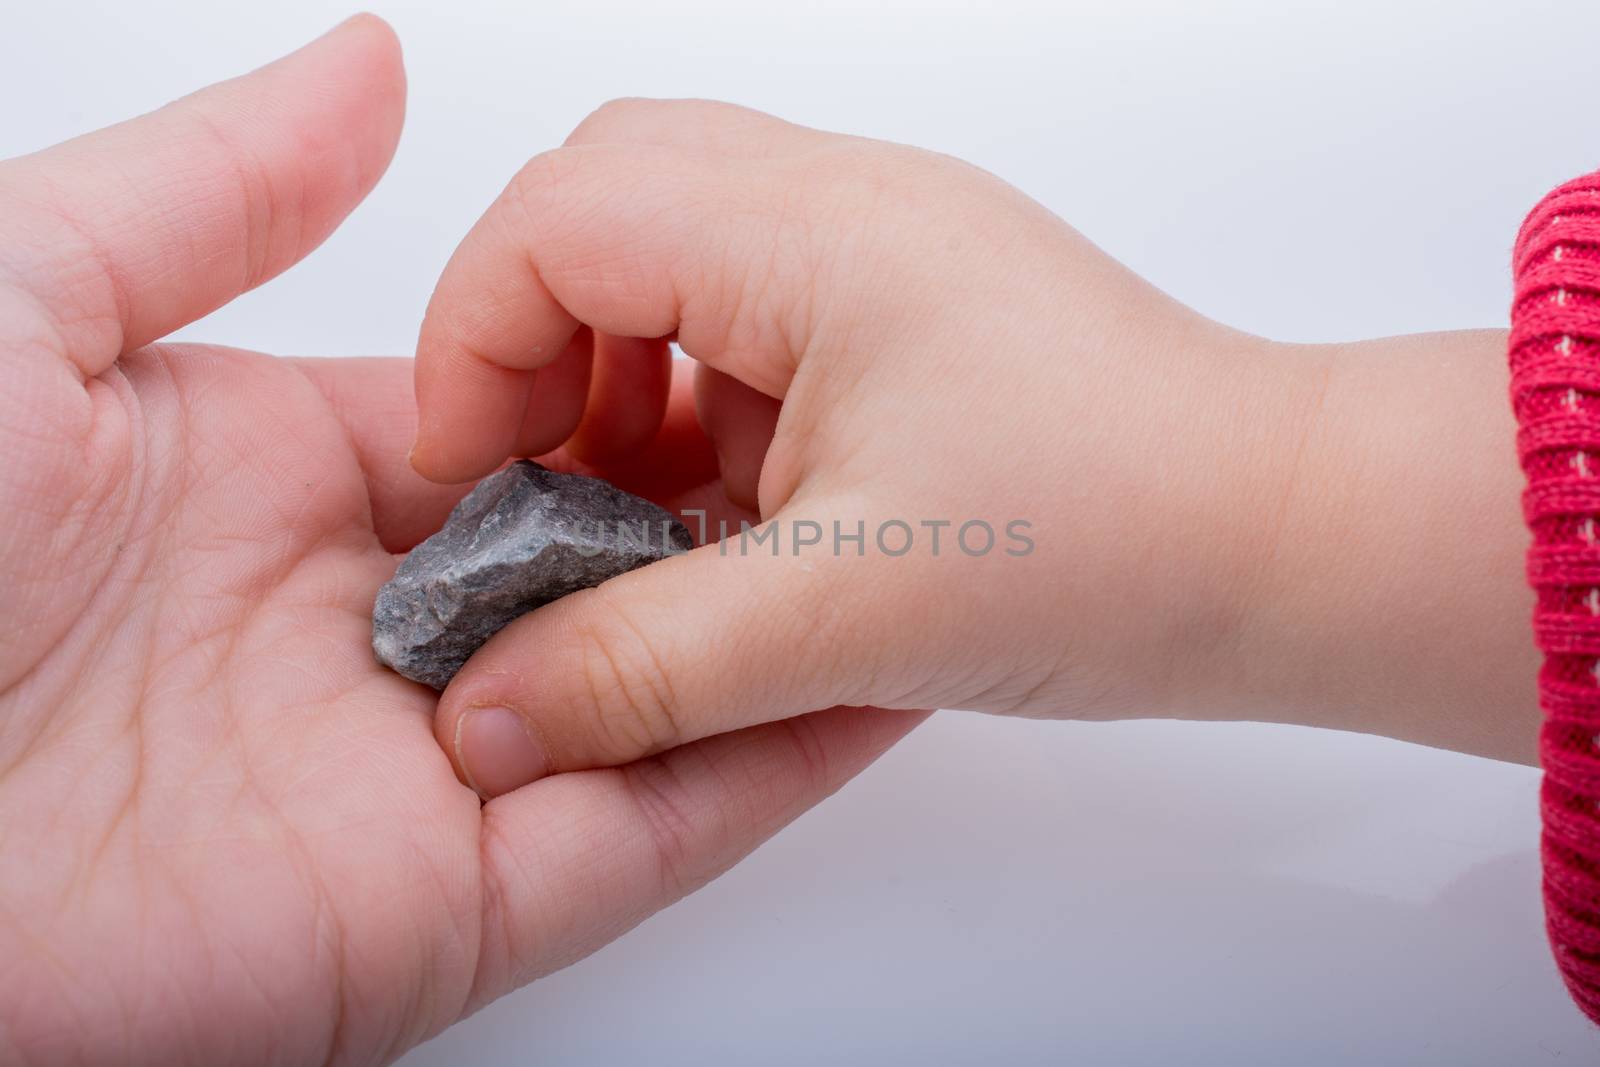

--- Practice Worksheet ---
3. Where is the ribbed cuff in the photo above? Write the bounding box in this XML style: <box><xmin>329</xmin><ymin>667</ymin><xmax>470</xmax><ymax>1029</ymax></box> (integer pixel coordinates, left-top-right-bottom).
<box><xmin>1511</xmin><ymin>170</ymin><xmax>1600</xmax><ymax>1024</ymax></box>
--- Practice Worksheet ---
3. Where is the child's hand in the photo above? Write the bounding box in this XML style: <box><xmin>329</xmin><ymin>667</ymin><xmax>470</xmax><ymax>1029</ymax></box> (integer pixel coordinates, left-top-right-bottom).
<box><xmin>412</xmin><ymin>100</ymin><xmax>1537</xmax><ymax>793</ymax></box>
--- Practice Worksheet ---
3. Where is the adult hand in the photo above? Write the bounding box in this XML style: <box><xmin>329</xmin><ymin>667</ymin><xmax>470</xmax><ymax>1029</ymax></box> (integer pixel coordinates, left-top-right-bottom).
<box><xmin>0</xmin><ymin>22</ymin><xmax>920</xmax><ymax>1065</ymax></box>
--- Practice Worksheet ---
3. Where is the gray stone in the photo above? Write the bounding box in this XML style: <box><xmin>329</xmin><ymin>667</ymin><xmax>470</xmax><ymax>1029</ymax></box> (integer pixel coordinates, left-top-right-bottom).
<box><xmin>372</xmin><ymin>460</ymin><xmax>692</xmax><ymax>690</ymax></box>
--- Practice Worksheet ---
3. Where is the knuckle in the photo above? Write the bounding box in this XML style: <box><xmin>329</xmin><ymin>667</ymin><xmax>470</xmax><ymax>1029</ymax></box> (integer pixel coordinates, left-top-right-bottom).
<box><xmin>775</xmin><ymin>713</ymin><xmax>832</xmax><ymax>794</ymax></box>
<box><xmin>621</xmin><ymin>756</ymin><xmax>713</xmax><ymax>897</ymax></box>
<box><xmin>498</xmin><ymin>148</ymin><xmax>614</xmax><ymax>267</ymax></box>
<box><xmin>505</xmin><ymin>148</ymin><xmax>583</xmax><ymax>220</ymax></box>
<box><xmin>474</xmin><ymin>812</ymin><xmax>535</xmax><ymax>987</ymax></box>
<box><xmin>570</xmin><ymin>590</ymin><xmax>685</xmax><ymax>757</ymax></box>
<box><xmin>690</xmin><ymin>170</ymin><xmax>820</xmax><ymax>376</ymax></box>
<box><xmin>565</xmin><ymin>97</ymin><xmax>651</xmax><ymax>145</ymax></box>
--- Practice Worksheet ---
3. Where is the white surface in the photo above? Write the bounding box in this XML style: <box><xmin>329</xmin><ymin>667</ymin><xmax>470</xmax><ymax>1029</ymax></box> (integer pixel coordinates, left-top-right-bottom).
<box><xmin>5</xmin><ymin>0</ymin><xmax>1598</xmax><ymax>1061</ymax></box>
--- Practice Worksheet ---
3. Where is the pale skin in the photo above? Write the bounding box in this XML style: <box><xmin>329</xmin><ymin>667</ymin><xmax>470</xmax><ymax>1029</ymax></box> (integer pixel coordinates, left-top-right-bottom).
<box><xmin>0</xmin><ymin>19</ymin><xmax>921</xmax><ymax>1066</ymax></box>
<box><xmin>413</xmin><ymin>99</ymin><xmax>1540</xmax><ymax>782</ymax></box>
<box><xmin>0</xmin><ymin>14</ymin><xmax>1539</xmax><ymax>1067</ymax></box>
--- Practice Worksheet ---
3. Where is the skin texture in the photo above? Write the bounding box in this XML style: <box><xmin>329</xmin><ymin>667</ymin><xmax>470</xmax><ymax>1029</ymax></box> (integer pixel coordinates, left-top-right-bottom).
<box><xmin>0</xmin><ymin>20</ymin><xmax>923</xmax><ymax>1066</ymax></box>
<box><xmin>413</xmin><ymin>99</ymin><xmax>1542</xmax><ymax>788</ymax></box>
<box><xmin>0</xmin><ymin>16</ymin><xmax>1544</xmax><ymax>1066</ymax></box>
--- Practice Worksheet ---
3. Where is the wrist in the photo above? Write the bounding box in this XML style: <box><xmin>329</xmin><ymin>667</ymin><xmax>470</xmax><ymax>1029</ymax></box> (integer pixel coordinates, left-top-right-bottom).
<box><xmin>1131</xmin><ymin>327</ymin><xmax>1332</xmax><ymax>724</ymax></box>
<box><xmin>1007</xmin><ymin>309</ymin><xmax>1324</xmax><ymax>726</ymax></box>
<box><xmin>1200</xmin><ymin>330</ymin><xmax>1539</xmax><ymax>762</ymax></box>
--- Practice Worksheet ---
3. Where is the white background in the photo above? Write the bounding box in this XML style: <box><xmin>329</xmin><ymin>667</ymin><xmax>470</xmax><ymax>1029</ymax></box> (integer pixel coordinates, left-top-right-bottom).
<box><xmin>6</xmin><ymin>0</ymin><xmax>1599</xmax><ymax>1062</ymax></box>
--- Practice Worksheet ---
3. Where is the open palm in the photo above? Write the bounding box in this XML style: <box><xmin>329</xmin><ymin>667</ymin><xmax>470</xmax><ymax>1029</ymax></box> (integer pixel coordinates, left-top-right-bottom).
<box><xmin>0</xmin><ymin>19</ymin><xmax>917</xmax><ymax>1065</ymax></box>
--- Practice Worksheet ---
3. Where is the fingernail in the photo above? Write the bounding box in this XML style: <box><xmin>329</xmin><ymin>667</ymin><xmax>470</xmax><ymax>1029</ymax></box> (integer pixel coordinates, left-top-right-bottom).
<box><xmin>455</xmin><ymin>706</ymin><xmax>547</xmax><ymax>798</ymax></box>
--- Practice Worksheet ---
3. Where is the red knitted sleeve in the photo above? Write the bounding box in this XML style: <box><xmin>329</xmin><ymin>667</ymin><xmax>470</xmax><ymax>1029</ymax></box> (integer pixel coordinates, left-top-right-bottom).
<box><xmin>1511</xmin><ymin>170</ymin><xmax>1600</xmax><ymax>1024</ymax></box>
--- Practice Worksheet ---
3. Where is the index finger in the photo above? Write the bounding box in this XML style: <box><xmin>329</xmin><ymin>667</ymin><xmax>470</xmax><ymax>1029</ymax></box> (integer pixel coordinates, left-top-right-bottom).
<box><xmin>411</xmin><ymin>104</ymin><xmax>831</xmax><ymax>485</ymax></box>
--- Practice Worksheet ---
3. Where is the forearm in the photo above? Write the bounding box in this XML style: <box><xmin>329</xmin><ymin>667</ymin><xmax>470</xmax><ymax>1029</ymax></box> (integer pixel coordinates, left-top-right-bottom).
<box><xmin>1205</xmin><ymin>329</ymin><xmax>1539</xmax><ymax>764</ymax></box>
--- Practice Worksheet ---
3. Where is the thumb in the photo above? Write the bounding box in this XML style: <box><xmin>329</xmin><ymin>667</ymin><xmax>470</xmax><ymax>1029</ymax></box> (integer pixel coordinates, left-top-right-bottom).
<box><xmin>433</xmin><ymin>516</ymin><xmax>887</xmax><ymax>798</ymax></box>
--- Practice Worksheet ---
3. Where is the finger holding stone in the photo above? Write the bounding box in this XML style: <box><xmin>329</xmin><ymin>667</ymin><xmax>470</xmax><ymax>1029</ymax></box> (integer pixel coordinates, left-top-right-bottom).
<box><xmin>694</xmin><ymin>364</ymin><xmax>781</xmax><ymax>514</ymax></box>
<box><xmin>565</xmin><ymin>333</ymin><xmax>673</xmax><ymax>465</ymax></box>
<box><xmin>413</xmin><ymin>142</ymin><xmax>812</xmax><ymax>485</ymax></box>
<box><xmin>372</xmin><ymin>461</ymin><xmax>695</xmax><ymax>693</ymax></box>
<box><xmin>554</xmin><ymin>362</ymin><xmax>722</xmax><ymax>507</ymax></box>
<box><xmin>514</xmin><ymin>326</ymin><xmax>594</xmax><ymax>459</ymax></box>
<box><xmin>432</xmin><ymin>539</ymin><xmax>883</xmax><ymax>796</ymax></box>
<box><xmin>298</xmin><ymin>356</ymin><xmax>713</xmax><ymax>555</ymax></box>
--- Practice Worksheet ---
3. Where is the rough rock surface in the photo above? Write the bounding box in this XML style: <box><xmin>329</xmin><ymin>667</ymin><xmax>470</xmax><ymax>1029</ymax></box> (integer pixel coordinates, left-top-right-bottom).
<box><xmin>373</xmin><ymin>461</ymin><xmax>692</xmax><ymax>690</ymax></box>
